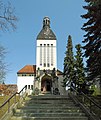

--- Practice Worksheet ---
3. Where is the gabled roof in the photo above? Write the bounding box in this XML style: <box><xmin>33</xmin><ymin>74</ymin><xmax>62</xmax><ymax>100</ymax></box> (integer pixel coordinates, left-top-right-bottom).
<box><xmin>17</xmin><ymin>65</ymin><xmax>36</xmax><ymax>74</ymax></box>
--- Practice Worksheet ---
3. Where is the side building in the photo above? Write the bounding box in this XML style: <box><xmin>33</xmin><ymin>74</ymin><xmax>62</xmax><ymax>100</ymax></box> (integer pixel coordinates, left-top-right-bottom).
<box><xmin>17</xmin><ymin>65</ymin><xmax>36</xmax><ymax>94</ymax></box>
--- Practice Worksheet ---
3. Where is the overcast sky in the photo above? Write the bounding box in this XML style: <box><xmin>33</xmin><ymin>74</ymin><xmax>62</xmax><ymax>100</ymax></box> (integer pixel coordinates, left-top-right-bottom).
<box><xmin>0</xmin><ymin>0</ymin><xmax>86</xmax><ymax>84</ymax></box>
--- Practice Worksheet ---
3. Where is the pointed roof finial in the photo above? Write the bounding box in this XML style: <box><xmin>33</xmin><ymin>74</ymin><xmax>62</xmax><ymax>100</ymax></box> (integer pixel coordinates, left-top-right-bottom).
<box><xmin>43</xmin><ymin>16</ymin><xmax>50</xmax><ymax>28</ymax></box>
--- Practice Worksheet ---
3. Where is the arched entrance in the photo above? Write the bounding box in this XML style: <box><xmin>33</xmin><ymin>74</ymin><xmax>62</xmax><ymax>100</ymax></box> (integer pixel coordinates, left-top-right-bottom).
<box><xmin>41</xmin><ymin>74</ymin><xmax>52</xmax><ymax>93</ymax></box>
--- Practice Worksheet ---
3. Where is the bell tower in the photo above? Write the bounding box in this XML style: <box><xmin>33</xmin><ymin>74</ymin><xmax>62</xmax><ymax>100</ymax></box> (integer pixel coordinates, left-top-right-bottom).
<box><xmin>36</xmin><ymin>17</ymin><xmax>57</xmax><ymax>71</ymax></box>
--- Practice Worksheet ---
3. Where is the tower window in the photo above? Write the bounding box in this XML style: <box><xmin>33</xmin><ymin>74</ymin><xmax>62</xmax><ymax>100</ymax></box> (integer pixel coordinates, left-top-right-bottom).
<box><xmin>51</xmin><ymin>44</ymin><xmax>53</xmax><ymax>66</ymax></box>
<box><xmin>47</xmin><ymin>44</ymin><xmax>50</xmax><ymax>67</ymax></box>
<box><xmin>43</xmin><ymin>44</ymin><xmax>46</xmax><ymax>67</ymax></box>
<box><xmin>28</xmin><ymin>85</ymin><xmax>30</xmax><ymax>89</ymax></box>
<box><xmin>47</xmin><ymin>63</ymin><xmax>50</xmax><ymax>67</ymax></box>
<box><xmin>44</xmin><ymin>63</ymin><xmax>46</xmax><ymax>67</ymax></box>
<box><xmin>40</xmin><ymin>44</ymin><xmax>42</xmax><ymax>66</ymax></box>
<box><xmin>31</xmin><ymin>85</ymin><xmax>33</xmax><ymax>90</ymax></box>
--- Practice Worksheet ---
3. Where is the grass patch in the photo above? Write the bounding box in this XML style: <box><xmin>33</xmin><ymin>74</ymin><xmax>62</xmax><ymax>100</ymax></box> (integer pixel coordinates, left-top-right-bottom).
<box><xmin>0</xmin><ymin>95</ymin><xmax>19</xmax><ymax>118</ymax></box>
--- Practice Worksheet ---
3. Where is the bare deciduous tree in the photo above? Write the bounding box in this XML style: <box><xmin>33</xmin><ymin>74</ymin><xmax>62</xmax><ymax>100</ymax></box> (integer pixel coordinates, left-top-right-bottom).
<box><xmin>0</xmin><ymin>0</ymin><xmax>18</xmax><ymax>83</ymax></box>
<box><xmin>0</xmin><ymin>44</ymin><xmax>6</xmax><ymax>84</ymax></box>
<box><xmin>0</xmin><ymin>0</ymin><xmax>18</xmax><ymax>32</ymax></box>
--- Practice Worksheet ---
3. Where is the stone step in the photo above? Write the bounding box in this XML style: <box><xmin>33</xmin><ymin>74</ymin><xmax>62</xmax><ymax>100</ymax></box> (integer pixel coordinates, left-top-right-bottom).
<box><xmin>24</xmin><ymin>98</ymin><xmax>74</xmax><ymax>102</ymax></box>
<box><xmin>23</xmin><ymin>99</ymin><xmax>76</xmax><ymax>105</ymax></box>
<box><xmin>20</xmin><ymin>106</ymin><xmax>81</xmax><ymax>110</ymax></box>
<box><xmin>16</xmin><ymin>108</ymin><xmax>82</xmax><ymax>113</ymax></box>
<box><xmin>29</xmin><ymin>95</ymin><xmax>68</xmax><ymax>98</ymax></box>
<box><xmin>23</xmin><ymin>103</ymin><xmax>75</xmax><ymax>106</ymax></box>
<box><xmin>14</xmin><ymin>112</ymin><xmax>86</xmax><ymax>117</ymax></box>
<box><xmin>22</xmin><ymin>103</ymin><xmax>76</xmax><ymax>107</ymax></box>
<box><xmin>10</xmin><ymin>116</ymin><xmax>88</xmax><ymax>120</ymax></box>
<box><xmin>24</xmin><ymin>100</ymin><xmax>74</xmax><ymax>105</ymax></box>
<box><xmin>24</xmin><ymin>96</ymin><xmax>73</xmax><ymax>104</ymax></box>
<box><xmin>27</xmin><ymin>96</ymin><xmax>70</xmax><ymax>100</ymax></box>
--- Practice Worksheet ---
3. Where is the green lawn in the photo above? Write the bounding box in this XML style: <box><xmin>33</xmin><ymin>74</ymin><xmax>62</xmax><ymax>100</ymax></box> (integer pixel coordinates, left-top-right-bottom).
<box><xmin>0</xmin><ymin>96</ymin><xmax>10</xmax><ymax>118</ymax></box>
<box><xmin>0</xmin><ymin>95</ymin><xmax>19</xmax><ymax>118</ymax></box>
<box><xmin>0</xmin><ymin>96</ymin><xmax>9</xmax><ymax>105</ymax></box>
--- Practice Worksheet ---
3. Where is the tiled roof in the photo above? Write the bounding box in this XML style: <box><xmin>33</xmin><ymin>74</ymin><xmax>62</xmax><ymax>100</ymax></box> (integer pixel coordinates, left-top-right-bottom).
<box><xmin>17</xmin><ymin>65</ymin><xmax>36</xmax><ymax>74</ymax></box>
<box><xmin>0</xmin><ymin>84</ymin><xmax>17</xmax><ymax>95</ymax></box>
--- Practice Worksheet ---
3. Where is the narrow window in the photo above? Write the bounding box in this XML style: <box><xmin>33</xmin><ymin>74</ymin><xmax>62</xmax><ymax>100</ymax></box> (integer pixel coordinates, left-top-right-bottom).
<box><xmin>31</xmin><ymin>85</ymin><xmax>33</xmax><ymax>90</ymax></box>
<box><xmin>47</xmin><ymin>63</ymin><xmax>50</xmax><ymax>67</ymax></box>
<box><xmin>44</xmin><ymin>63</ymin><xmax>46</xmax><ymax>67</ymax></box>
<box><xmin>40</xmin><ymin>44</ymin><xmax>42</xmax><ymax>66</ymax></box>
<box><xmin>47</xmin><ymin>44</ymin><xmax>50</xmax><ymax>67</ymax></box>
<box><xmin>51</xmin><ymin>44</ymin><xmax>53</xmax><ymax>66</ymax></box>
<box><xmin>28</xmin><ymin>85</ymin><xmax>30</xmax><ymax>89</ymax></box>
<box><xmin>44</xmin><ymin>44</ymin><xmax>46</xmax><ymax>67</ymax></box>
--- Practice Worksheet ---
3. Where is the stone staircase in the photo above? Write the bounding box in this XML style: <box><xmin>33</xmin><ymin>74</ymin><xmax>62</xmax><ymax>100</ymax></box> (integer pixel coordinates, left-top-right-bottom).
<box><xmin>9</xmin><ymin>94</ymin><xmax>88</xmax><ymax>120</ymax></box>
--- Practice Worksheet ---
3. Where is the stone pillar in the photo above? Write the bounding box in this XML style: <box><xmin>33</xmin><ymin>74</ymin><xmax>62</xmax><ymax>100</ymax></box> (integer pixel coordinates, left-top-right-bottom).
<box><xmin>38</xmin><ymin>78</ymin><xmax>41</xmax><ymax>94</ymax></box>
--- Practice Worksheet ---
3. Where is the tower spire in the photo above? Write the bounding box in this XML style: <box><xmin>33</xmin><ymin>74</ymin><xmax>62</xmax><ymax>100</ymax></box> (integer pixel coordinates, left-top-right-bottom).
<box><xmin>37</xmin><ymin>16</ymin><xmax>56</xmax><ymax>40</ymax></box>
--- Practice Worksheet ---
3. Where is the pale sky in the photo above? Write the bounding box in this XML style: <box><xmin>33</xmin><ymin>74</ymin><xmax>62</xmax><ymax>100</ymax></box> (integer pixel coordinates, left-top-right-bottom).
<box><xmin>0</xmin><ymin>0</ymin><xmax>86</xmax><ymax>84</ymax></box>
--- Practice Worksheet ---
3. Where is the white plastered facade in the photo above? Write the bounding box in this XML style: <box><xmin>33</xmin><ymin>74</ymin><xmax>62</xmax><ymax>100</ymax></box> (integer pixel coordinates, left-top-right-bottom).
<box><xmin>17</xmin><ymin>75</ymin><xmax>35</xmax><ymax>94</ymax></box>
<box><xmin>36</xmin><ymin>39</ymin><xmax>57</xmax><ymax>70</ymax></box>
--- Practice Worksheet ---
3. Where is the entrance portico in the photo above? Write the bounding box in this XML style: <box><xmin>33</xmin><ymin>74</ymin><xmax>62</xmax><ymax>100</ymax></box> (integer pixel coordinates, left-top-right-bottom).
<box><xmin>41</xmin><ymin>74</ymin><xmax>52</xmax><ymax>93</ymax></box>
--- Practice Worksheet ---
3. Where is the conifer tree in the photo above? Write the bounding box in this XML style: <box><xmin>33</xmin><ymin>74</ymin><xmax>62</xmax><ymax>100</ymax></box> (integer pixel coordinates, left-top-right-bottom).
<box><xmin>75</xmin><ymin>44</ymin><xmax>85</xmax><ymax>90</ymax></box>
<box><xmin>81</xmin><ymin>0</ymin><xmax>101</xmax><ymax>92</ymax></box>
<box><xmin>63</xmin><ymin>35</ymin><xmax>75</xmax><ymax>87</ymax></box>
